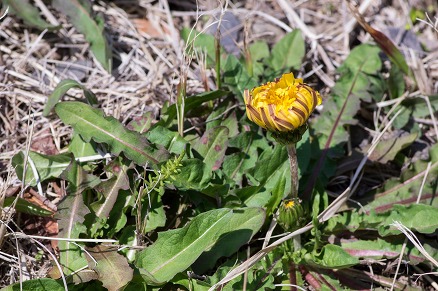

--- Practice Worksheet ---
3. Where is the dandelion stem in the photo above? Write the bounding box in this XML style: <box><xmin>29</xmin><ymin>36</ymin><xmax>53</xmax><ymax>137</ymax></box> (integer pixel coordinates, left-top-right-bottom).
<box><xmin>289</xmin><ymin>261</ymin><xmax>297</xmax><ymax>291</ymax></box>
<box><xmin>214</xmin><ymin>34</ymin><xmax>221</xmax><ymax>90</ymax></box>
<box><xmin>286</xmin><ymin>143</ymin><xmax>302</xmax><ymax>254</ymax></box>
<box><xmin>286</xmin><ymin>143</ymin><xmax>299</xmax><ymax>199</ymax></box>
<box><xmin>176</xmin><ymin>78</ymin><xmax>186</xmax><ymax>137</ymax></box>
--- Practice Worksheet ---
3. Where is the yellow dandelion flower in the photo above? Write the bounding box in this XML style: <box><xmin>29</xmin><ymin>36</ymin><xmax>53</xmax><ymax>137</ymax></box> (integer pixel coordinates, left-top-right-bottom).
<box><xmin>244</xmin><ymin>73</ymin><xmax>322</xmax><ymax>132</ymax></box>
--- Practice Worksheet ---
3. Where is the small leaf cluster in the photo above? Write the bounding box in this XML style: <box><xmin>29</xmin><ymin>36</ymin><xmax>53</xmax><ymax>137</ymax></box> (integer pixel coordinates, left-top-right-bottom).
<box><xmin>145</xmin><ymin>152</ymin><xmax>185</xmax><ymax>192</ymax></box>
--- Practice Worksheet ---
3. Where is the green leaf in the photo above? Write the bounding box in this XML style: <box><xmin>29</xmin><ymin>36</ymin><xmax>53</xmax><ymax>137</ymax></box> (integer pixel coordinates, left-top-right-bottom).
<box><xmin>172</xmin><ymin>273</ymin><xmax>211</xmax><ymax>291</ymax></box>
<box><xmin>61</xmin><ymin>160</ymin><xmax>101</xmax><ymax>191</ymax></box>
<box><xmin>142</xmin><ymin>187</ymin><xmax>166</xmax><ymax>233</ymax></box>
<box><xmin>207</xmin><ymin>250</ymin><xmax>280</xmax><ymax>290</ymax></box>
<box><xmin>248</xmin><ymin>41</ymin><xmax>270</xmax><ymax>78</ymax></box>
<box><xmin>43</xmin><ymin>79</ymin><xmax>97</xmax><ymax>116</ymax></box>
<box><xmin>146</xmin><ymin>125</ymin><xmax>187</xmax><ymax>154</ymax></box>
<box><xmin>340</xmin><ymin>45</ymin><xmax>382</xmax><ymax>74</ymax></box>
<box><xmin>172</xmin><ymin>159</ymin><xmax>212</xmax><ymax>190</ymax></box>
<box><xmin>341</xmin><ymin>238</ymin><xmax>437</xmax><ymax>265</ymax></box>
<box><xmin>159</xmin><ymin>90</ymin><xmax>229</xmax><ymax>127</ymax></box>
<box><xmin>85</xmin><ymin>245</ymin><xmax>133</xmax><ymax>291</ymax></box>
<box><xmin>57</xmin><ymin>161</ymin><xmax>100</xmax><ymax>278</ymax></box>
<box><xmin>402</xmin><ymin>143</ymin><xmax>438</xmax><ymax>181</ymax></box>
<box><xmin>0</xmin><ymin>278</ymin><xmax>64</xmax><ymax>291</ymax></box>
<box><xmin>4</xmin><ymin>197</ymin><xmax>53</xmax><ymax>217</ymax></box>
<box><xmin>92</xmin><ymin>159</ymin><xmax>130</xmax><ymax>219</ymax></box>
<box><xmin>12</xmin><ymin>151</ymin><xmax>71</xmax><ymax>186</ymax></box>
<box><xmin>251</xmin><ymin>144</ymin><xmax>289</xmax><ymax>186</ymax></box>
<box><xmin>393</xmin><ymin>108</ymin><xmax>411</xmax><ymax>129</ymax></box>
<box><xmin>55</xmin><ymin>101</ymin><xmax>169</xmax><ymax>165</ymax></box>
<box><xmin>223</xmin><ymin>131</ymin><xmax>268</xmax><ymax>185</ymax></box>
<box><xmin>67</xmin><ymin>280</ymin><xmax>107</xmax><ymax>291</ymax></box>
<box><xmin>268</xmin><ymin>30</ymin><xmax>305</xmax><ymax>73</ymax></box>
<box><xmin>135</xmin><ymin>208</ymin><xmax>260</xmax><ymax>285</ymax></box>
<box><xmin>411</xmin><ymin>94</ymin><xmax>438</xmax><ymax>119</ymax></box>
<box><xmin>120</xmin><ymin>277</ymin><xmax>149</xmax><ymax>291</ymax></box>
<box><xmin>239</xmin><ymin>145</ymin><xmax>290</xmax><ymax>207</ymax></box>
<box><xmin>68</xmin><ymin>132</ymin><xmax>99</xmax><ymax>159</ymax></box>
<box><xmin>52</xmin><ymin>0</ymin><xmax>112</xmax><ymax>71</ymax></box>
<box><xmin>296</xmin><ymin>130</ymin><xmax>311</xmax><ymax>174</ymax></box>
<box><xmin>221</xmin><ymin>111</ymin><xmax>239</xmax><ymax>138</ymax></box>
<box><xmin>58</xmin><ymin>223</ymin><xmax>89</xmax><ymax>280</ymax></box>
<box><xmin>126</xmin><ymin>111</ymin><xmax>154</xmax><ymax>134</ymax></box>
<box><xmin>323</xmin><ymin>210</ymin><xmax>380</xmax><ymax>234</ymax></box>
<box><xmin>249</xmin><ymin>41</ymin><xmax>270</xmax><ymax>61</ymax></box>
<box><xmin>118</xmin><ymin>225</ymin><xmax>136</xmax><ymax>261</ymax></box>
<box><xmin>106</xmin><ymin>189</ymin><xmax>131</xmax><ymax>237</ymax></box>
<box><xmin>192</xmin><ymin>126</ymin><xmax>229</xmax><ymax>172</ymax></box>
<box><xmin>205</xmin><ymin>100</ymin><xmax>239</xmax><ymax>137</ymax></box>
<box><xmin>222</xmin><ymin>54</ymin><xmax>258</xmax><ymax>100</ymax></box>
<box><xmin>387</xmin><ymin>65</ymin><xmax>405</xmax><ymax>99</ymax></box>
<box><xmin>222</xmin><ymin>152</ymin><xmax>253</xmax><ymax>186</ymax></box>
<box><xmin>201</xmin><ymin>184</ymin><xmax>230</xmax><ymax>200</ymax></box>
<box><xmin>395</xmin><ymin>94</ymin><xmax>438</xmax><ymax>129</ymax></box>
<box><xmin>4</xmin><ymin>0</ymin><xmax>59</xmax><ymax>30</ymax></box>
<box><xmin>362</xmin><ymin>132</ymin><xmax>417</xmax><ymax>164</ymax></box>
<box><xmin>192</xmin><ymin>207</ymin><xmax>265</xmax><ymax>274</ymax></box>
<box><xmin>305</xmin><ymin>244</ymin><xmax>359</xmax><ymax>269</ymax></box>
<box><xmin>265</xmin><ymin>172</ymin><xmax>286</xmax><ymax>217</ymax></box>
<box><xmin>379</xmin><ymin>204</ymin><xmax>438</xmax><ymax>236</ymax></box>
<box><xmin>135</xmin><ymin>208</ymin><xmax>231</xmax><ymax>284</ymax></box>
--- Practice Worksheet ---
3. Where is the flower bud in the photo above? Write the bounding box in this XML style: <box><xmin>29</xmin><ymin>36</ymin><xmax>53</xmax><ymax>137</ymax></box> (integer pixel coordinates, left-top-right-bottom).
<box><xmin>277</xmin><ymin>198</ymin><xmax>305</xmax><ymax>232</ymax></box>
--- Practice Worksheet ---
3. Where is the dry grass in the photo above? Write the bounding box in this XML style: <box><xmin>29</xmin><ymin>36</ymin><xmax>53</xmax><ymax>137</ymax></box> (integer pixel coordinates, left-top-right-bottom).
<box><xmin>0</xmin><ymin>0</ymin><xmax>437</xmax><ymax>288</ymax></box>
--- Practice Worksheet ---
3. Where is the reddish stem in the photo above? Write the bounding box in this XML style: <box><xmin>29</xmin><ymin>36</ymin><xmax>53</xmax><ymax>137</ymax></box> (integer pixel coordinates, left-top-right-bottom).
<box><xmin>289</xmin><ymin>262</ymin><xmax>297</xmax><ymax>291</ymax></box>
